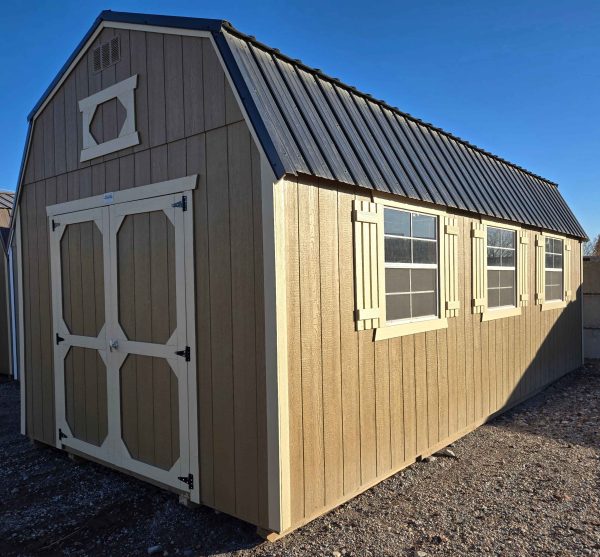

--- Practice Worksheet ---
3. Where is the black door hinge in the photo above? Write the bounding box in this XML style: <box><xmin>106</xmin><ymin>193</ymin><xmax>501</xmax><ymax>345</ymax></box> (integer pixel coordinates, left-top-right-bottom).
<box><xmin>178</xmin><ymin>473</ymin><xmax>194</xmax><ymax>490</ymax></box>
<box><xmin>56</xmin><ymin>333</ymin><xmax>65</xmax><ymax>345</ymax></box>
<box><xmin>58</xmin><ymin>428</ymin><xmax>67</xmax><ymax>441</ymax></box>
<box><xmin>172</xmin><ymin>195</ymin><xmax>187</xmax><ymax>211</ymax></box>
<box><xmin>52</xmin><ymin>219</ymin><xmax>61</xmax><ymax>231</ymax></box>
<box><xmin>175</xmin><ymin>346</ymin><xmax>191</xmax><ymax>362</ymax></box>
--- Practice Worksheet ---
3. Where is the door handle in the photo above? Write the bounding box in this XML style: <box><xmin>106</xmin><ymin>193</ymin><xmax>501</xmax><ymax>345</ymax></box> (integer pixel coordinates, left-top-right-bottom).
<box><xmin>109</xmin><ymin>339</ymin><xmax>119</xmax><ymax>351</ymax></box>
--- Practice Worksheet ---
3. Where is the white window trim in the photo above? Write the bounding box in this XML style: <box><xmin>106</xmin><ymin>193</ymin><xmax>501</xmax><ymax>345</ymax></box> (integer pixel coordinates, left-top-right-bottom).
<box><xmin>541</xmin><ymin>232</ymin><xmax>568</xmax><ymax>311</ymax></box>
<box><xmin>374</xmin><ymin>198</ymin><xmax>448</xmax><ymax>341</ymax></box>
<box><xmin>480</xmin><ymin>220</ymin><xmax>523</xmax><ymax>322</ymax></box>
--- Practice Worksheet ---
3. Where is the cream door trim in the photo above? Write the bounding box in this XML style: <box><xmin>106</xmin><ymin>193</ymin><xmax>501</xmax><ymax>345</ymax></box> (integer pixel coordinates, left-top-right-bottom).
<box><xmin>46</xmin><ymin>175</ymin><xmax>198</xmax><ymax>216</ymax></box>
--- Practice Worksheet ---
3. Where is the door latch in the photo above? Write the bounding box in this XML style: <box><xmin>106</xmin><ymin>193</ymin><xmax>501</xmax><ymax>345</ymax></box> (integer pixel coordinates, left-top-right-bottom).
<box><xmin>175</xmin><ymin>346</ymin><xmax>191</xmax><ymax>362</ymax></box>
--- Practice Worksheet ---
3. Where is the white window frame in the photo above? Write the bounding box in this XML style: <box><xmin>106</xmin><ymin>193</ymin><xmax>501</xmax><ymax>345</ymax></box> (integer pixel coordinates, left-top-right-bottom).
<box><xmin>486</xmin><ymin>225</ymin><xmax>517</xmax><ymax>311</ymax></box>
<box><xmin>374</xmin><ymin>198</ymin><xmax>448</xmax><ymax>341</ymax></box>
<box><xmin>541</xmin><ymin>232</ymin><xmax>568</xmax><ymax>311</ymax></box>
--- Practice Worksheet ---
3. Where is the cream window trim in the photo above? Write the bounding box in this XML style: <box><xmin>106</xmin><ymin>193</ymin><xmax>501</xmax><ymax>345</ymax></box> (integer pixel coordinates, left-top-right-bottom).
<box><xmin>481</xmin><ymin>306</ymin><xmax>522</xmax><ymax>322</ymax></box>
<box><xmin>475</xmin><ymin>219</ymin><xmax>524</xmax><ymax>321</ymax></box>
<box><xmin>374</xmin><ymin>317</ymin><xmax>448</xmax><ymax>341</ymax></box>
<box><xmin>364</xmin><ymin>196</ymin><xmax>452</xmax><ymax>341</ymax></box>
<box><xmin>540</xmin><ymin>231</ymin><xmax>569</xmax><ymax>308</ymax></box>
<box><xmin>79</xmin><ymin>74</ymin><xmax>140</xmax><ymax>162</ymax></box>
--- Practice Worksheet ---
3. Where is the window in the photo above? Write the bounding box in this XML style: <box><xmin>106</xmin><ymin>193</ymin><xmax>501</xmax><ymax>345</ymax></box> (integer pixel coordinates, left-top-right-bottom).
<box><xmin>486</xmin><ymin>226</ymin><xmax>516</xmax><ymax>309</ymax></box>
<box><xmin>545</xmin><ymin>237</ymin><xmax>563</xmax><ymax>301</ymax></box>
<box><xmin>384</xmin><ymin>208</ymin><xmax>438</xmax><ymax>323</ymax></box>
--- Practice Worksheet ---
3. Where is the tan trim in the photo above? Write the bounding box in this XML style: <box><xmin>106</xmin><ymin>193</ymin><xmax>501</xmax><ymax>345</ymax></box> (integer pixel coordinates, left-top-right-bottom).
<box><xmin>481</xmin><ymin>306</ymin><xmax>521</xmax><ymax>322</ymax></box>
<box><xmin>47</xmin><ymin>175</ymin><xmax>198</xmax><ymax>216</ymax></box>
<box><xmin>374</xmin><ymin>317</ymin><xmax>448</xmax><ymax>341</ymax></box>
<box><xmin>265</xmin><ymin>162</ymin><xmax>290</xmax><ymax>531</ymax></box>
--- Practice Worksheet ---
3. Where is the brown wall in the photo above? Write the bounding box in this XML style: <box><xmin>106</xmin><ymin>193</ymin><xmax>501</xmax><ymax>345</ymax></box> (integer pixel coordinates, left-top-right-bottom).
<box><xmin>280</xmin><ymin>176</ymin><xmax>583</xmax><ymax>528</ymax></box>
<box><xmin>18</xmin><ymin>27</ymin><xmax>269</xmax><ymax>527</ymax></box>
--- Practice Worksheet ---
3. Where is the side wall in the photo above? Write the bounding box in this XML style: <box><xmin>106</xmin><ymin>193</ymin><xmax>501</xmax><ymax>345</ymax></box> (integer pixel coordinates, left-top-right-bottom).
<box><xmin>18</xmin><ymin>27</ymin><xmax>269</xmax><ymax>528</ymax></box>
<box><xmin>0</xmin><ymin>252</ymin><xmax>10</xmax><ymax>376</ymax></box>
<box><xmin>280</xmin><ymin>176</ymin><xmax>582</xmax><ymax>528</ymax></box>
<box><xmin>583</xmin><ymin>257</ymin><xmax>600</xmax><ymax>358</ymax></box>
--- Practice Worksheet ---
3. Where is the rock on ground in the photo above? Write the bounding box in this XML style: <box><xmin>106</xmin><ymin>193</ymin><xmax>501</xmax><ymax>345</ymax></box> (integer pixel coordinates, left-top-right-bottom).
<box><xmin>0</xmin><ymin>361</ymin><xmax>599</xmax><ymax>556</ymax></box>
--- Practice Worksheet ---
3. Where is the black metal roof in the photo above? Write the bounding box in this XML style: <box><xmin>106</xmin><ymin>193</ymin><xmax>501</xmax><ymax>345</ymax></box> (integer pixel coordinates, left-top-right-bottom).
<box><xmin>14</xmin><ymin>10</ymin><xmax>586</xmax><ymax>241</ymax></box>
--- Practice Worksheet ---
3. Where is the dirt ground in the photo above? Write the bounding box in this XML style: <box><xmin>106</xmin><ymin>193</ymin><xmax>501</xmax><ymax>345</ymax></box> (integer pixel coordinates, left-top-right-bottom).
<box><xmin>1</xmin><ymin>361</ymin><xmax>599</xmax><ymax>557</ymax></box>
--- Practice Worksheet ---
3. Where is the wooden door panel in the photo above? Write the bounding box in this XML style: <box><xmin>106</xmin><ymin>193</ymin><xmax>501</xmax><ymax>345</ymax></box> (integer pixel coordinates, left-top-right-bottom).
<box><xmin>120</xmin><ymin>354</ymin><xmax>179</xmax><ymax>470</ymax></box>
<box><xmin>117</xmin><ymin>210</ymin><xmax>176</xmax><ymax>344</ymax></box>
<box><xmin>60</xmin><ymin>221</ymin><xmax>105</xmax><ymax>336</ymax></box>
<box><xmin>65</xmin><ymin>346</ymin><xmax>108</xmax><ymax>446</ymax></box>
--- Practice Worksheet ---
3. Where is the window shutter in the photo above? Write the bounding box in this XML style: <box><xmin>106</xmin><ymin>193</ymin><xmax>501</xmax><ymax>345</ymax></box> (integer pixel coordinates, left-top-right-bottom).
<box><xmin>443</xmin><ymin>217</ymin><xmax>460</xmax><ymax>317</ymax></box>
<box><xmin>518</xmin><ymin>231</ymin><xmax>529</xmax><ymax>306</ymax></box>
<box><xmin>471</xmin><ymin>222</ymin><xmax>486</xmax><ymax>313</ymax></box>
<box><xmin>353</xmin><ymin>200</ymin><xmax>384</xmax><ymax>330</ymax></box>
<box><xmin>535</xmin><ymin>234</ymin><xmax>545</xmax><ymax>304</ymax></box>
<box><xmin>564</xmin><ymin>240</ymin><xmax>572</xmax><ymax>301</ymax></box>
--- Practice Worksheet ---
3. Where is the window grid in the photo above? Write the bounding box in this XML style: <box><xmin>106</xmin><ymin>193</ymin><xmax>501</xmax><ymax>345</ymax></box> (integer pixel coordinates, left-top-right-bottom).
<box><xmin>487</xmin><ymin>226</ymin><xmax>516</xmax><ymax>309</ymax></box>
<box><xmin>384</xmin><ymin>207</ymin><xmax>439</xmax><ymax>324</ymax></box>
<box><xmin>545</xmin><ymin>237</ymin><xmax>563</xmax><ymax>302</ymax></box>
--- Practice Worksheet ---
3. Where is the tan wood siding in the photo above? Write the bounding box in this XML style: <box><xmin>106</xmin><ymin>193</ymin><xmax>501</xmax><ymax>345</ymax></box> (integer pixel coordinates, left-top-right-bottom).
<box><xmin>279</xmin><ymin>176</ymin><xmax>583</xmax><ymax>529</ymax></box>
<box><xmin>18</xmin><ymin>30</ymin><xmax>269</xmax><ymax>528</ymax></box>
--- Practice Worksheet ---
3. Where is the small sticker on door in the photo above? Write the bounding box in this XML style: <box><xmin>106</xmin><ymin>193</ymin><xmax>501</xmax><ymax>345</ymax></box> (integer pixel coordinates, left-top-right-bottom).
<box><xmin>104</xmin><ymin>192</ymin><xmax>114</xmax><ymax>203</ymax></box>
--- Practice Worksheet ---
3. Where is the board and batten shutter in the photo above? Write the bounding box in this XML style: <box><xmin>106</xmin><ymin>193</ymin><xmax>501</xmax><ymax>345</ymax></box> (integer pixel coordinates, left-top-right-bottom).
<box><xmin>443</xmin><ymin>217</ymin><xmax>460</xmax><ymax>317</ymax></box>
<box><xmin>518</xmin><ymin>231</ymin><xmax>529</xmax><ymax>307</ymax></box>
<box><xmin>471</xmin><ymin>222</ymin><xmax>486</xmax><ymax>313</ymax></box>
<box><xmin>564</xmin><ymin>239</ymin><xmax>572</xmax><ymax>301</ymax></box>
<box><xmin>353</xmin><ymin>200</ymin><xmax>385</xmax><ymax>330</ymax></box>
<box><xmin>535</xmin><ymin>233</ymin><xmax>545</xmax><ymax>305</ymax></box>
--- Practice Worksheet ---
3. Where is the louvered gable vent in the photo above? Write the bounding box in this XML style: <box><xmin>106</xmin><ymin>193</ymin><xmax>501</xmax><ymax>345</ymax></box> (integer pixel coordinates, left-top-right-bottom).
<box><xmin>92</xmin><ymin>36</ymin><xmax>120</xmax><ymax>72</ymax></box>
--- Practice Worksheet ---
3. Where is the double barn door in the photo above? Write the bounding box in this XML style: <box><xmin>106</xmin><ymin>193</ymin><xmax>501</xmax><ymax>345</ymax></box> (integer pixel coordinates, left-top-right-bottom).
<box><xmin>49</xmin><ymin>187</ymin><xmax>198</xmax><ymax>502</ymax></box>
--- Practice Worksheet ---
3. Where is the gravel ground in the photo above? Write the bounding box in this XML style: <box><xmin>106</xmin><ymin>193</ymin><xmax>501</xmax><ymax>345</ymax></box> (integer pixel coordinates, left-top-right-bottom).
<box><xmin>1</xmin><ymin>361</ymin><xmax>599</xmax><ymax>557</ymax></box>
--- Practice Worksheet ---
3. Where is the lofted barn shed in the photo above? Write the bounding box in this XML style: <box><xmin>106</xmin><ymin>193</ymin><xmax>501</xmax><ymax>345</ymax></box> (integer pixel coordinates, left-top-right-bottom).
<box><xmin>9</xmin><ymin>11</ymin><xmax>586</xmax><ymax>538</ymax></box>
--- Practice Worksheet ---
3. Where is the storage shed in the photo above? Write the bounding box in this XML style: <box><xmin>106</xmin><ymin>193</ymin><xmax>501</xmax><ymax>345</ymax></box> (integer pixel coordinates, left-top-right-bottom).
<box><xmin>9</xmin><ymin>10</ymin><xmax>586</xmax><ymax>538</ymax></box>
<box><xmin>0</xmin><ymin>191</ymin><xmax>14</xmax><ymax>380</ymax></box>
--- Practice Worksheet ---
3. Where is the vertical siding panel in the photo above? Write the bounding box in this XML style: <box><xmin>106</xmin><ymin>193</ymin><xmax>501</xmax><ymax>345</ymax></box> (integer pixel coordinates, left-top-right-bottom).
<box><xmin>119</xmin><ymin>154</ymin><xmax>135</xmax><ymax>190</ymax></box>
<box><xmin>402</xmin><ymin>335</ymin><xmax>416</xmax><ymax>460</ymax></box>
<box><xmin>187</xmin><ymin>134</ymin><xmax>214</xmax><ymax>506</ymax></box>
<box><xmin>206</xmin><ymin>127</ymin><xmax>235</xmax><ymax>514</ymax></box>
<box><xmin>284</xmin><ymin>179</ymin><xmax>304</xmax><ymax>523</ymax></box>
<box><xmin>318</xmin><ymin>186</ymin><xmax>343</xmax><ymax>504</ymax></box>
<box><xmin>480</xmin><ymin>320</ymin><xmax>490</xmax><ymax>416</ymax></box>
<box><xmin>463</xmin><ymin>217</ymin><xmax>474</xmax><ymax>425</ymax></box>
<box><xmin>164</xmin><ymin>34</ymin><xmax>185</xmax><ymax>143</ymax></box>
<box><xmin>147</xmin><ymin>32</ymin><xmax>167</xmax><ymax>148</ymax></box>
<box><xmin>338</xmin><ymin>191</ymin><xmax>361</xmax><ymax>495</ymax></box>
<box><xmin>374</xmin><ymin>339</ymin><xmax>391</xmax><ymax>475</ymax></box>
<box><xmin>64</xmin><ymin>73</ymin><xmax>78</xmax><ymax>172</ymax></box>
<box><xmin>53</xmin><ymin>89</ymin><xmax>66</xmax><ymax>175</ymax></box>
<box><xmin>167</xmin><ymin>139</ymin><xmax>187</xmax><ymax>180</ymax></box>
<box><xmin>203</xmin><ymin>40</ymin><xmax>226</xmax><ymax>131</ymax></box>
<box><xmin>472</xmin><ymin>303</ymin><xmax>482</xmax><ymax>420</ymax></box>
<box><xmin>298</xmin><ymin>181</ymin><xmax>325</xmax><ymax>515</ymax></box>
<box><xmin>150</xmin><ymin>145</ymin><xmax>168</xmax><ymax>183</ymax></box>
<box><xmin>130</xmin><ymin>31</ymin><xmax>149</xmax><ymax>153</ymax></box>
<box><xmin>182</xmin><ymin>37</ymin><xmax>205</xmax><ymax>136</ymax></box>
<box><xmin>436</xmin><ymin>329</ymin><xmax>449</xmax><ymax>441</ymax></box>
<box><xmin>446</xmin><ymin>317</ymin><xmax>458</xmax><ymax>436</ymax></box>
<box><xmin>414</xmin><ymin>332</ymin><xmax>428</xmax><ymax>454</ymax></box>
<box><xmin>456</xmin><ymin>217</ymin><xmax>467</xmax><ymax>429</ymax></box>
<box><xmin>389</xmin><ymin>338</ymin><xmax>405</xmax><ymax>467</ymax></box>
<box><xmin>358</xmin><ymin>328</ymin><xmax>376</xmax><ymax>480</ymax></box>
<box><xmin>425</xmin><ymin>331</ymin><xmax>438</xmax><ymax>446</ymax></box>
<box><xmin>229</xmin><ymin>123</ymin><xmax>258</xmax><ymax>523</ymax></box>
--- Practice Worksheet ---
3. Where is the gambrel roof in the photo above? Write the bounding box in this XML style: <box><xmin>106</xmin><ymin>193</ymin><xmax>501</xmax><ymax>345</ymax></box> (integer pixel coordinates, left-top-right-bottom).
<box><xmin>15</xmin><ymin>10</ymin><xmax>586</xmax><ymax>239</ymax></box>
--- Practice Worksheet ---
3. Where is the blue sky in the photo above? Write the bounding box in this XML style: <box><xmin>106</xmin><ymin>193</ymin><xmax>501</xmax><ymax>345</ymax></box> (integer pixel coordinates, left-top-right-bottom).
<box><xmin>0</xmin><ymin>0</ymin><xmax>598</xmax><ymax>237</ymax></box>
